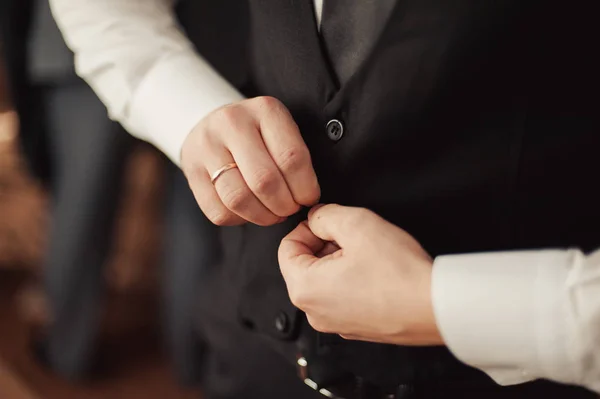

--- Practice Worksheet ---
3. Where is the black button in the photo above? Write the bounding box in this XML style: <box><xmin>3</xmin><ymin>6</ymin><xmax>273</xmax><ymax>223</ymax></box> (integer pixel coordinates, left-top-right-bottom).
<box><xmin>326</xmin><ymin>119</ymin><xmax>344</xmax><ymax>141</ymax></box>
<box><xmin>274</xmin><ymin>312</ymin><xmax>289</xmax><ymax>333</ymax></box>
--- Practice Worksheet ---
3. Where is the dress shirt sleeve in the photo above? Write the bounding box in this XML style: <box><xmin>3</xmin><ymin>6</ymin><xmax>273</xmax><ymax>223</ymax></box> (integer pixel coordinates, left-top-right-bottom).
<box><xmin>49</xmin><ymin>0</ymin><xmax>245</xmax><ymax>165</ymax></box>
<box><xmin>431</xmin><ymin>248</ymin><xmax>600</xmax><ymax>394</ymax></box>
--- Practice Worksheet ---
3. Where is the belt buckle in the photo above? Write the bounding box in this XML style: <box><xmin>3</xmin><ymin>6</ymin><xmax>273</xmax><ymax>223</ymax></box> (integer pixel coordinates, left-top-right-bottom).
<box><xmin>296</xmin><ymin>354</ymin><xmax>346</xmax><ymax>398</ymax></box>
<box><xmin>295</xmin><ymin>354</ymin><xmax>398</xmax><ymax>399</ymax></box>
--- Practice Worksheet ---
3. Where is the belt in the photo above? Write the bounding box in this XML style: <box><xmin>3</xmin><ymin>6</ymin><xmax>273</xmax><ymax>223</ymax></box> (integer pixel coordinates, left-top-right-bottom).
<box><xmin>296</xmin><ymin>355</ymin><xmax>370</xmax><ymax>398</ymax></box>
<box><xmin>296</xmin><ymin>353</ymin><xmax>419</xmax><ymax>399</ymax></box>
<box><xmin>295</xmin><ymin>354</ymin><xmax>598</xmax><ymax>399</ymax></box>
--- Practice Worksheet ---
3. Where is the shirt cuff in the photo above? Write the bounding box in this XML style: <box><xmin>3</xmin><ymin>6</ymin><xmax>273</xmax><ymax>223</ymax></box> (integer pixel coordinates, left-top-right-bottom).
<box><xmin>431</xmin><ymin>249</ymin><xmax>577</xmax><ymax>386</ymax></box>
<box><xmin>125</xmin><ymin>51</ymin><xmax>245</xmax><ymax>165</ymax></box>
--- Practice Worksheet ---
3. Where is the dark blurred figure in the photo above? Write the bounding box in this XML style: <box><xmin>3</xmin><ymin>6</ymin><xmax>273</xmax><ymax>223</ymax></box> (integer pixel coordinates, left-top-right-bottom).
<box><xmin>0</xmin><ymin>0</ymin><xmax>248</xmax><ymax>387</ymax></box>
<box><xmin>1</xmin><ymin>0</ymin><xmax>134</xmax><ymax>380</ymax></box>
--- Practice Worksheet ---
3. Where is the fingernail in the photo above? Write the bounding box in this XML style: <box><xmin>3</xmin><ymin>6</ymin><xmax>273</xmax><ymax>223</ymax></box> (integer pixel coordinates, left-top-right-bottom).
<box><xmin>308</xmin><ymin>204</ymin><xmax>324</xmax><ymax>218</ymax></box>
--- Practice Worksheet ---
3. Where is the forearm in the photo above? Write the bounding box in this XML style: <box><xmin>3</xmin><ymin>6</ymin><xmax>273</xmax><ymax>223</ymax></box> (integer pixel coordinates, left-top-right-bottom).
<box><xmin>49</xmin><ymin>0</ymin><xmax>244</xmax><ymax>165</ymax></box>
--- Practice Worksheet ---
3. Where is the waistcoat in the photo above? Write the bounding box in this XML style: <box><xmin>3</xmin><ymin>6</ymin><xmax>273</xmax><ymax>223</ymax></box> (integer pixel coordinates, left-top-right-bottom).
<box><xmin>191</xmin><ymin>0</ymin><xmax>600</xmax><ymax>392</ymax></box>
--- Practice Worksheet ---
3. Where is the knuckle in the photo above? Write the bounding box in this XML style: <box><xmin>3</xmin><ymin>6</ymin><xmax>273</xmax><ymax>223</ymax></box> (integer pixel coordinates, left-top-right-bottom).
<box><xmin>202</xmin><ymin>203</ymin><xmax>235</xmax><ymax>226</ymax></box>
<box><xmin>254</xmin><ymin>96</ymin><xmax>282</xmax><ymax>113</ymax></box>
<box><xmin>218</xmin><ymin>104</ymin><xmax>239</xmax><ymax>120</ymax></box>
<box><xmin>300</xmin><ymin>185</ymin><xmax>321</xmax><ymax>206</ymax></box>
<box><xmin>216</xmin><ymin>104</ymin><xmax>244</xmax><ymax>131</ymax></box>
<box><xmin>251</xmin><ymin>168</ymin><xmax>279</xmax><ymax>195</ymax></box>
<box><xmin>277</xmin><ymin>147</ymin><xmax>309</xmax><ymax>174</ymax></box>
<box><xmin>221</xmin><ymin>186</ymin><xmax>252</xmax><ymax>211</ymax></box>
<box><xmin>207</xmin><ymin>211</ymin><xmax>231</xmax><ymax>226</ymax></box>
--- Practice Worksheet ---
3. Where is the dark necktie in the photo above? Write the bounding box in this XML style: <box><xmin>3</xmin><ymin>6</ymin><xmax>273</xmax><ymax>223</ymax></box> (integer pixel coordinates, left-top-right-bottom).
<box><xmin>319</xmin><ymin>0</ymin><xmax>397</xmax><ymax>85</ymax></box>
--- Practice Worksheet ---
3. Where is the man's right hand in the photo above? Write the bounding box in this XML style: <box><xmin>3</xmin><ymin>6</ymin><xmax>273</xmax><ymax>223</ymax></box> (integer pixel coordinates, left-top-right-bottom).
<box><xmin>180</xmin><ymin>96</ymin><xmax>320</xmax><ymax>226</ymax></box>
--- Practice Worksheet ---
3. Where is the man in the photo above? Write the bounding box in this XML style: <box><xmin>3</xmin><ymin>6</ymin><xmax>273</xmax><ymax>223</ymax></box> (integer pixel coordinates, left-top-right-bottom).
<box><xmin>50</xmin><ymin>0</ymin><xmax>599</xmax><ymax>398</ymax></box>
<box><xmin>2</xmin><ymin>0</ymin><xmax>236</xmax><ymax>384</ymax></box>
<box><xmin>1</xmin><ymin>0</ymin><xmax>133</xmax><ymax>380</ymax></box>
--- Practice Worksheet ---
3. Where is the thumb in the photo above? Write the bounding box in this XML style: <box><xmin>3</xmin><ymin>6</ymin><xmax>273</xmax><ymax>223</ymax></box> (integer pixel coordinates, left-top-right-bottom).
<box><xmin>307</xmin><ymin>203</ymin><xmax>364</xmax><ymax>247</ymax></box>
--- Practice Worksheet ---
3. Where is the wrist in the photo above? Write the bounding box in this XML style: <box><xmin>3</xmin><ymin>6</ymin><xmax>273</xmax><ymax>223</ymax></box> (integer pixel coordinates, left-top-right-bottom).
<box><xmin>419</xmin><ymin>258</ymin><xmax>444</xmax><ymax>345</ymax></box>
<box><xmin>388</xmin><ymin>255</ymin><xmax>444</xmax><ymax>346</ymax></box>
<box><xmin>179</xmin><ymin>125</ymin><xmax>197</xmax><ymax>174</ymax></box>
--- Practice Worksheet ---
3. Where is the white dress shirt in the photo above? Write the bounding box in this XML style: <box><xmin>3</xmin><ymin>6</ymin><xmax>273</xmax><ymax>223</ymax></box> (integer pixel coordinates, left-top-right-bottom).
<box><xmin>49</xmin><ymin>0</ymin><xmax>600</xmax><ymax>393</ymax></box>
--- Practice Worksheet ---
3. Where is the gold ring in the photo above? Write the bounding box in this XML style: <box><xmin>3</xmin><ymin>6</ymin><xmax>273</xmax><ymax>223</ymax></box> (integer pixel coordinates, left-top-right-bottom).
<box><xmin>210</xmin><ymin>162</ymin><xmax>238</xmax><ymax>184</ymax></box>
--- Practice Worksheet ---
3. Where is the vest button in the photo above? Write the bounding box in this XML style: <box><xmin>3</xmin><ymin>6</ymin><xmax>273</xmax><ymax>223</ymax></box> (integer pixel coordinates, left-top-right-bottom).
<box><xmin>326</xmin><ymin>119</ymin><xmax>344</xmax><ymax>141</ymax></box>
<box><xmin>274</xmin><ymin>311</ymin><xmax>289</xmax><ymax>333</ymax></box>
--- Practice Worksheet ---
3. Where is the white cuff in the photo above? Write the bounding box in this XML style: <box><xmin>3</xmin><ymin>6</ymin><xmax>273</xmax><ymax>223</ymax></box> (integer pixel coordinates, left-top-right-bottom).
<box><xmin>126</xmin><ymin>52</ymin><xmax>245</xmax><ymax>165</ymax></box>
<box><xmin>431</xmin><ymin>249</ymin><xmax>576</xmax><ymax>386</ymax></box>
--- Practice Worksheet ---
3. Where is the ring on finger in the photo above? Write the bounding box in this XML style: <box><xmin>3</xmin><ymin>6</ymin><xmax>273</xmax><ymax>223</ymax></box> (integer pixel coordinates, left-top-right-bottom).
<box><xmin>210</xmin><ymin>162</ymin><xmax>239</xmax><ymax>185</ymax></box>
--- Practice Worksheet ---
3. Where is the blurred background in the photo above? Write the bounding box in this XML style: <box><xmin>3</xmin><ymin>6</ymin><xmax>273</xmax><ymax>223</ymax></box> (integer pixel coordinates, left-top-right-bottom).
<box><xmin>0</xmin><ymin>48</ymin><xmax>201</xmax><ymax>399</ymax></box>
<box><xmin>0</xmin><ymin>0</ymin><xmax>247</xmax><ymax>397</ymax></box>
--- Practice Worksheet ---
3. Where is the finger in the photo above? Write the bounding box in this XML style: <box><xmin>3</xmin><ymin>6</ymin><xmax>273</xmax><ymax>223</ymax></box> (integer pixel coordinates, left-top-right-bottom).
<box><xmin>316</xmin><ymin>242</ymin><xmax>341</xmax><ymax>258</ymax></box>
<box><xmin>223</xmin><ymin>119</ymin><xmax>299</xmax><ymax>218</ymax></box>
<box><xmin>307</xmin><ymin>203</ymin><xmax>367</xmax><ymax>247</ymax></box>
<box><xmin>251</xmin><ymin>97</ymin><xmax>321</xmax><ymax>206</ymax></box>
<box><xmin>215</xmin><ymin>167</ymin><xmax>283</xmax><ymax>226</ymax></box>
<box><xmin>279</xmin><ymin>221</ymin><xmax>324</xmax><ymax>280</ymax></box>
<box><xmin>279</xmin><ymin>222</ymin><xmax>330</xmax><ymax>311</ymax></box>
<box><xmin>206</xmin><ymin>149</ymin><xmax>282</xmax><ymax>226</ymax></box>
<box><xmin>279</xmin><ymin>222</ymin><xmax>323</xmax><ymax>309</ymax></box>
<box><xmin>185</xmin><ymin>167</ymin><xmax>245</xmax><ymax>226</ymax></box>
<box><xmin>279</xmin><ymin>221</ymin><xmax>324</xmax><ymax>267</ymax></box>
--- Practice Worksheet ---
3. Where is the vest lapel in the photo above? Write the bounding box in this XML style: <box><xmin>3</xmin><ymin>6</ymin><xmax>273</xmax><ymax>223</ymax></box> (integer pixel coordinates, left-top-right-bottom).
<box><xmin>249</xmin><ymin>0</ymin><xmax>336</xmax><ymax>103</ymax></box>
<box><xmin>328</xmin><ymin>0</ymin><xmax>406</xmax><ymax>97</ymax></box>
<box><xmin>312</xmin><ymin>0</ymin><xmax>403</xmax><ymax>91</ymax></box>
<box><xmin>251</xmin><ymin>0</ymin><xmax>403</xmax><ymax>100</ymax></box>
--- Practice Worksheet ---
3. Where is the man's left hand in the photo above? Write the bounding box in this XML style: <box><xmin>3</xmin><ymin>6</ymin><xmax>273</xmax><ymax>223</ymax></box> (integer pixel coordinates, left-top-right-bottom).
<box><xmin>278</xmin><ymin>204</ymin><xmax>444</xmax><ymax>346</ymax></box>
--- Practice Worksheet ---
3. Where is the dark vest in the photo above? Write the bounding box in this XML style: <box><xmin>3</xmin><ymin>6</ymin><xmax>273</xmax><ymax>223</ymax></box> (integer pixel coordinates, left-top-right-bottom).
<box><xmin>196</xmin><ymin>0</ymin><xmax>600</xmax><ymax>393</ymax></box>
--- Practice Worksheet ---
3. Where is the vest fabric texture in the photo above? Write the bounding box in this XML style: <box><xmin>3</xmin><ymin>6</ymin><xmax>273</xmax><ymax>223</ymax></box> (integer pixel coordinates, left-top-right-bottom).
<box><xmin>189</xmin><ymin>0</ymin><xmax>599</xmax><ymax>395</ymax></box>
<box><xmin>320</xmin><ymin>0</ymin><xmax>397</xmax><ymax>85</ymax></box>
